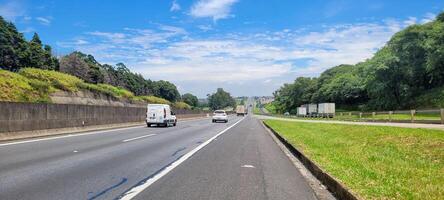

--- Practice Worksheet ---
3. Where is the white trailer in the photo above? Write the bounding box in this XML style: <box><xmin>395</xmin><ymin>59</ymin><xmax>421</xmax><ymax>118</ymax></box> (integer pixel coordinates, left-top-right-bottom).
<box><xmin>318</xmin><ymin>103</ymin><xmax>335</xmax><ymax>118</ymax></box>
<box><xmin>305</xmin><ymin>104</ymin><xmax>318</xmax><ymax>117</ymax></box>
<box><xmin>297</xmin><ymin>107</ymin><xmax>307</xmax><ymax>117</ymax></box>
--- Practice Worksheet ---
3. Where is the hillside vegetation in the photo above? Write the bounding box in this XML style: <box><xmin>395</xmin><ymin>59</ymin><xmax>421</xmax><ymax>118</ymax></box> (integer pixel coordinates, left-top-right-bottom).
<box><xmin>273</xmin><ymin>12</ymin><xmax>444</xmax><ymax>113</ymax></box>
<box><xmin>0</xmin><ymin>15</ymin><xmax>197</xmax><ymax>108</ymax></box>
<box><xmin>0</xmin><ymin>68</ymin><xmax>189</xmax><ymax>107</ymax></box>
<box><xmin>0</xmin><ymin>16</ymin><xmax>184</xmax><ymax>103</ymax></box>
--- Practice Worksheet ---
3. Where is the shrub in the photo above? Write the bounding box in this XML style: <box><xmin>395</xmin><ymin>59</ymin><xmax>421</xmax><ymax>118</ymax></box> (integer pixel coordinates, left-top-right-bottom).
<box><xmin>19</xmin><ymin>68</ymin><xmax>83</xmax><ymax>92</ymax></box>
<box><xmin>135</xmin><ymin>96</ymin><xmax>171</xmax><ymax>104</ymax></box>
<box><xmin>173</xmin><ymin>101</ymin><xmax>192</xmax><ymax>109</ymax></box>
<box><xmin>0</xmin><ymin>69</ymin><xmax>51</xmax><ymax>102</ymax></box>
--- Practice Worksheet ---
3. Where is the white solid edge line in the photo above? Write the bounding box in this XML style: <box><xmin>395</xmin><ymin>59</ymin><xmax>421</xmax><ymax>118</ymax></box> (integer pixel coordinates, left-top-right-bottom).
<box><xmin>119</xmin><ymin>116</ymin><xmax>246</xmax><ymax>200</ymax></box>
<box><xmin>123</xmin><ymin>134</ymin><xmax>156</xmax><ymax>142</ymax></box>
<box><xmin>0</xmin><ymin>126</ymin><xmax>144</xmax><ymax>147</ymax></box>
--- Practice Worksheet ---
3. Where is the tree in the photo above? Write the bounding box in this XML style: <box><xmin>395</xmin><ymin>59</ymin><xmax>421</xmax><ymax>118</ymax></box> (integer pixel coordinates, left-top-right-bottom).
<box><xmin>153</xmin><ymin>80</ymin><xmax>180</xmax><ymax>102</ymax></box>
<box><xmin>208</xmin><ymin>88</ymin><xmax>236</xmax><ymax>110</ymax></box>
<box><xmin>59</xmin><ymin>53</ymin><xmax>91</xmax><ymax>81</ymax></box>
<box><xmin>0</xmin><ymin>16</ymin><xmax>29</xmax><ymax>71</ymax></box>
<box><xmin>273</xmin><ymin>77</ymin><xmax>317</xmax><ymax>114</ymax></box>
<box><xmin>182</xmin><ymin>93</ymin><xmax>199</xmax><ymax>107</ymax></box>
<box><xmin>27</xmin><ymin>33</ymin><xmax>57</xmax><ymax>70</ymax></box>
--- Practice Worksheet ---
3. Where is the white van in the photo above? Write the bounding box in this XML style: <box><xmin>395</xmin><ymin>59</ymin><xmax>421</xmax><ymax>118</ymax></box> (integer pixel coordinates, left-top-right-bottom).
<box><xmin>146</xmin><ymin>104</ymin><xmax>177</xmax><ymax>127</ymax></box>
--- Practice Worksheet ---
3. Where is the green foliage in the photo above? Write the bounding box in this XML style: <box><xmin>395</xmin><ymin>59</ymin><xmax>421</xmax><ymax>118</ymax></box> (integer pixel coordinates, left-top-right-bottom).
<box><xmin>265</xmin><ymin>120</ymin><xmax>444</xmax><ymax>200</ymax></box>
<box><xmin>1</xmin><ymin>17</ymin><xmax>183</xmax><ymax>102</ymax></box>
<box><xmin>19</xmin><ymin>68</ymin><xmax>83</xmax><ymax>92</ymax></box>
<box><xmin>273</xmin><ymin>77</ymin><xmax>317</xmax><ymax>114</ymax></box>
<box><xmin>134</xmin><ymin>95</ymin><xmax>171</xmax><ymax>104</ymax></box>
<box><xmin>79</xmin><ymin>83</ymin><xmax>135</xmax><ymax>99</ymax></box>
<box><xmin>153</xmin><ymin>80</ymin><xmax>181</xmax><ymax>102</ymax></box>
<box><xmin>0</xmin><ymin>69</ymin><xmax>51</xmax><ymax>102</ymax></box>
<box><xmin>0</xmin><ymin>17</ymin><xmax>58</xmax><ymax>71</ymax></box>
<box><xmin>264</xmin><ymin>103</ymin><xmax>277</xmax><ymax>114</ymax></box>
<box><xmin>413</xmin><ymin>87</ymin><xmax>444</xmax><ymax>108</ymax></box>
<box><xmin>208</xmin><ymin>88</ymin><xmax>236</xmax><ymax>110</ymax></box>
<box><xmin>0</xmin><ymin>16</ymin><xmax>30</xmax><ymax>72</ymax></box>
<box><xmin>274</xmin><ymin>12</ymin><xmax>444</xmax><ymax>111</ymax></box>
<box><xmin>181</xmin><ymin>93</ymin><xmax>199</xmax><ymax>107</ymax></box>
<box><xmin>173</xmin><ymin>101</ymin><xmax>192</xmax><ymax>109</ymax></box>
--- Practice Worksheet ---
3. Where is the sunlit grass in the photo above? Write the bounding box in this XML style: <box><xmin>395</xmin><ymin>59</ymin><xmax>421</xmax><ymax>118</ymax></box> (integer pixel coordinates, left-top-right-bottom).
<box><xmin>264</xmin><ymin>120</ymin><xmax>444</xmax><ymax>200</ymax></box>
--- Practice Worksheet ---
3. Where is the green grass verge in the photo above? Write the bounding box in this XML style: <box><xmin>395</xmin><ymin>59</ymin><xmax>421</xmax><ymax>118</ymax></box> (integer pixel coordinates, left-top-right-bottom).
<box><xmin>264</xmin><ymin>120</ymin><xmax>444</xmax><ymax>200</ymax></box>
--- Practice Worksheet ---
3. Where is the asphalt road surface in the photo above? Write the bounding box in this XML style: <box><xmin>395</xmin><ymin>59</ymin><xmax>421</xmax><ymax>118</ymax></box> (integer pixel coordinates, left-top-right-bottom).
<box><xmin>0</xmin><ymin>114</ymin><xmax>318</xmax><ymax>200</ymax></box>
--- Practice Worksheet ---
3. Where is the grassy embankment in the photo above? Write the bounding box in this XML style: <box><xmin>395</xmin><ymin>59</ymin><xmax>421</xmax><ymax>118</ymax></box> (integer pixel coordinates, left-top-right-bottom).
<box><xmin>0</xmin><ymin>68</ymin><xmax>190</xmax><ymax>108</ymax></box>
<box><xmin>264</xmin><ymin>120</ymin><xmax>443</xmax><ymax>200</ymax></box>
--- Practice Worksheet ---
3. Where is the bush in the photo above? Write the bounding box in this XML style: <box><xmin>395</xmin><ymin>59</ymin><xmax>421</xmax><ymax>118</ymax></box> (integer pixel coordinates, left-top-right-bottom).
<box><xmin>19</xmin><ymin>68</ymin><xmax>83</xmax><ymax>92</ymax></box>
<box><xmin>80</xmin><ymin>83</ymin><xmax>135</xmax><ymax>99</ymax></box>
<box><xmin>0</xmin><ymin>69</ymin><xmax>51</xmax><ymax>102</ymax></box>
<box><xmin>135</xmin><ymin>96</ymin><xmax>171</xmax><ymax>104</ymax></box>
<box><xmin>173</xmin><ymin>101</ymin><xmax>192</xmax><ymax>110</ymax></box>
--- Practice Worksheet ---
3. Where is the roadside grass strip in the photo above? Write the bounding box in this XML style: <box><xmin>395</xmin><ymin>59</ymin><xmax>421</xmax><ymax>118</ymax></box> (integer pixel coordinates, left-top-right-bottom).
<box><xmin>264</xmin><ymin>120</ymin><xmax>444</xmax><ymax>200</ymax></box>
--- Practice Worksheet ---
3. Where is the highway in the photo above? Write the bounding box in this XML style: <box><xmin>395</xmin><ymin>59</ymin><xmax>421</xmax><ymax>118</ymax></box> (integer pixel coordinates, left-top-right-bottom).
<box><xmin>0</xmin><ymin>114</ymin><xmax>319</xmax><ymax>200</ymax></box>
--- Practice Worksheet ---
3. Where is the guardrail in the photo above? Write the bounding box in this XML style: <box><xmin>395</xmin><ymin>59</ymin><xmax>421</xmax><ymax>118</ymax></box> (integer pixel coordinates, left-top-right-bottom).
<box><xmin>258</xmin><ymin>107</ymin><xmax>444</xmax><ymax>124</ymax></box>
<box><xmin>335</xmin><ymin>109</ymin><xmax>444</xmax><ymax>124</ymax></box>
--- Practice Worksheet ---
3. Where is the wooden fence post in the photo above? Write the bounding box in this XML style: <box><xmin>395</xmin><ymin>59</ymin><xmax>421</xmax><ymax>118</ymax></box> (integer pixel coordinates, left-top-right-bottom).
<box><xmin>389</xmin><ymin>111</ymin><xmax>393</xmax><ymax>122</ymax></box>
<box><xmin>441</xmin><ymin>109</ymin><xmax>444</xmax><ymax>124</ymax></box>
<box><xmin>359</xmin><ymin>113</ymin><xmax>362</xmax><ymax>120</ymax></box>
<box><xmin>372</xmin><ymin>112</ymin><xmax>376</xmax><ymax>122</ymax></box>
<box><xmin>410</xmin><ymin>110</ymin><xmax>415</xmax><ymax>123</ymax></box>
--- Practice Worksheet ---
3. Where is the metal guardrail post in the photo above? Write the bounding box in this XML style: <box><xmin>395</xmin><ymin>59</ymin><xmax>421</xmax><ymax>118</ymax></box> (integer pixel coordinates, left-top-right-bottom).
<box><xmin>410</xmin><ymin>110</ymin><xmax>415</xmax><ymax>123</ymax></box>
<box><xmin>441</xmin><ymin>109</ymin><xmax>444</xmax><ymax>124</ymax></box>
<box><xmin>389</xmin><ymin>111</ymin><xmax>393</xmax><ymax>122</ymax></box>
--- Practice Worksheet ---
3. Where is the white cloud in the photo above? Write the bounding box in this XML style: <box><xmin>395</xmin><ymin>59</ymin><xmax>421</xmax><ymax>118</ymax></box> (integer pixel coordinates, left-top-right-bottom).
<box><xmin>0</xmin><ymin>1</ymin><xmax>25</xmax><ymax>21</ymax></box>
<box><xmin>190</xmin><ymin>0</ymin><xmax>238</xmax><ymax>21</ymax></box>
<box><xmin>403</xmin><ymin>17</ymin><xmax>417</xmax><ymax>26</ymax></box>
<box><xmin>197</xmin><ymin>24</ymin><xmax>213</xmax><ymax>31</ymax></box>
<box><xmin>36</xmin><ymin>17</ymin><xmax>51</xmax><ymax>26</ymax></box>
<box><xmin>421</xmin><ymin>13</ymin><xmax>436</xmax><ymax>24</ymax></box>
<box><xmin>170</xmin><ymin>0</ymin><xmax>181</xmax><ymax>11</ymax></box>
<box><xmin>59</xmin><ymin>16</ymin><xmax>421</xmax><ymax>96</ymax></box>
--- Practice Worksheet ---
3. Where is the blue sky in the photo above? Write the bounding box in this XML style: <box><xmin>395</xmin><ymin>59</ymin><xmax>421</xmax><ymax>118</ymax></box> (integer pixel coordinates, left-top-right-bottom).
<box><xmin>1</xmin><ymin>0</ymin><xmax>443</xmax><ymax>97</ymax></box>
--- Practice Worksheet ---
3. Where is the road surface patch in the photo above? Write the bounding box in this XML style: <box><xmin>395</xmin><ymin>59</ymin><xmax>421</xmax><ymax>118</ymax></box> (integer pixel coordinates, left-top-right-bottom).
<box><xmin>118</xmin><ymin>117</ymin><xmax>245</xmax><ymax>200</ymax></box>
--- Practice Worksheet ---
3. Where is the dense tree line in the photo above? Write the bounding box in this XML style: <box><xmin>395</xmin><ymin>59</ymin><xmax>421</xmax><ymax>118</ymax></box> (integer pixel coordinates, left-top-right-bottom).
<box><xmin>0</xmin><ymin>16</ymin><xmax>181</xmax><ymax>102</ymax></box>
<box><xmin>0</xmin><ymin>16</ymin><xmax>58</xmax><ymax>72</ymax></box>
<box><xmin>273</xmin><ymin>12</ymin><xmax>444</xmax><ymax>112</ymax></box>
<box><xmin>208</xmin><ymin>88</ymin><xmax>236</xmax><ymax>110</ymax></box>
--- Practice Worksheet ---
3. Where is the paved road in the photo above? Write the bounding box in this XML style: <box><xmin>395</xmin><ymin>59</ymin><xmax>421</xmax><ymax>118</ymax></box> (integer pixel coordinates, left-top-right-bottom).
<box><xmin>0</xmin><ymin>114</ymin><xmax>318</xmax><ymax>200</ymax></box>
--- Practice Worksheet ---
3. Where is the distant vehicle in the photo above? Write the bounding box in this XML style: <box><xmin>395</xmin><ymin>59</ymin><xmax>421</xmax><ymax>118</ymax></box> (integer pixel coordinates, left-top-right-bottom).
<box><xmin>297</xmin><ymin>107</ymin><xmax>307</xmax><ymax>116</ymax></box>
<box><xmin>212</xmin><ymin>110</ymin><xmax>228</xmax><ymax>123</ymax></box>
<box><xmin>318</xmin><ymin>103</ymin><xmax>335</xmax><ymax>118</ymax></box>
<box><xmin>146</xmin><ymin>104</ymin><xmax>177</xmax><ymax>127</ymax></box>
<box><xmin>305</xmin><ymin>104</ymin><xmax>318</xmax><ymax>117</ymax></box>
<box><xmin>236</xmin><ymin>105</ymin><xmax>247</xmax><ymax>116</ymax></box>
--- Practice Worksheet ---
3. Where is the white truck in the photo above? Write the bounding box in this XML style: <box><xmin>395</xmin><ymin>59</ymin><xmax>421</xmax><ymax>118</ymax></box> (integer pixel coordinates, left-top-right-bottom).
<box><xmin>146</xmin><ymin>104</ymin><xmax>177</xmax><ymax>127</ymax></box>
<box><xmin>318</xmin><ymin>103</ymin><xmax>335</xmax><ymax>118</ymax></box>
<box><xmin>297</xmin><ymin>107</ymin><xmax>307</xmax><ymax>117</ymax></box>
<box><xmin>236</xmin><ymin>105</ymin><xmax>246</xmax><ymax>116</ymax></box>
<box><xmin>305</xmin><ymin>103</ymin><xmax>318</xmax><ymax>117</ymax></box>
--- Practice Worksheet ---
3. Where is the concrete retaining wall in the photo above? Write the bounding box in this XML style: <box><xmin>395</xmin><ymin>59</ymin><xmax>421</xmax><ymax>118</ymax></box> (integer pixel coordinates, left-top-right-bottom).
<box><xmin>0</xmin><ymin>102</ymin><xmax>208</xmax><ymax>133</ymax></box>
